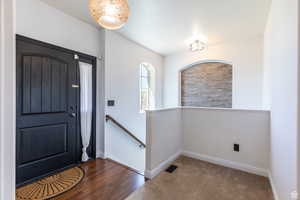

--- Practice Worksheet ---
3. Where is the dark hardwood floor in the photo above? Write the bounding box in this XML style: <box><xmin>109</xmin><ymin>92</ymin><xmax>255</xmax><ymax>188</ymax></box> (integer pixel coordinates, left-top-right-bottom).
<box><xmin>53</xmin><ymin>158</ymin><xmax>146</xmax><ymax>200</ymax></box>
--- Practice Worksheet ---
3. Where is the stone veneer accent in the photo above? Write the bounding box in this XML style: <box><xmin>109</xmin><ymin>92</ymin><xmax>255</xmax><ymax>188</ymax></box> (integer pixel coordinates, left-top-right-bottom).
<box><xmin>181</xmin><ymin>62</ymin><xmax>232</xmax><ymax>108</ymax></box>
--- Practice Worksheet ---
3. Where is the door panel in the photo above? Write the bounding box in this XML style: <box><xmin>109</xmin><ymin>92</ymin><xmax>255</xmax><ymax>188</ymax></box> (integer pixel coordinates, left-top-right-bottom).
<box><xmin>18</xmin><ymin>124</ymin><xmax>67</xmax><ymax>165</ymax></box>
<box><xmin>21</xmin><ymin>56</ymin><xmax>68</xmax><ymax>114</ymax></box>
<box><xmin>16</xmin><ymin>38</ymin><xmax>79</xmax><ymax>185</ymax></box>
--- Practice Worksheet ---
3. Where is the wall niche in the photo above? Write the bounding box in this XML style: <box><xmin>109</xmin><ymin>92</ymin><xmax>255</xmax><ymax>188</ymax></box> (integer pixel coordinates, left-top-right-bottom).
<box><xmin>181</xmin><ymin>62</ymin><xmax>232</xmax><ymax>108</ymax></box>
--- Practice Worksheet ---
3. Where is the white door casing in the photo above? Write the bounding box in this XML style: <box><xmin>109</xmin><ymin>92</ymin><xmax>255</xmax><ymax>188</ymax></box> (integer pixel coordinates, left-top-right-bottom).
<box><xmin>0</xmin><ymin>0</ymin><xmax>16</xmax><ymax>199</ymax></box>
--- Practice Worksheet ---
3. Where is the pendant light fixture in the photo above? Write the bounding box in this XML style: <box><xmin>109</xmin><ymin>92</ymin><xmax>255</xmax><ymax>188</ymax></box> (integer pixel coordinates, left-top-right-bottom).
<box><xmin>89</xmin><ymin>0</ymin><xmax>130</xmax><ymax>30</ymax></box>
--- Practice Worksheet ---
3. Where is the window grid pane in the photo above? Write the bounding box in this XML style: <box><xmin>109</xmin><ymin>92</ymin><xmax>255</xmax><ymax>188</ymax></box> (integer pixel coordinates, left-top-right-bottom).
<box><xmin>141</xmin><ymin>77</ymin><xmax>149</xmax><ymax>89</ymax></box>
<box><xmin>140</xmin><ymin>64</ymin><xmax>155</xmax><ymax>112</ymax></box>
<box><xmin>141</xmin><ymin>88</ymin><xmax>149</xmax><ymax>111</ymax></box>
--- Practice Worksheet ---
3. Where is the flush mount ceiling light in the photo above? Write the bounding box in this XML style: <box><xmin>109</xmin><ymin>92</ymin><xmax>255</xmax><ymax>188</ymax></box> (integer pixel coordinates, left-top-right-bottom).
<box><xmin>190</xmin><ymin>40</ymin><xmax>207</xmax><ymax>52</ymax></box>
<box><xmin>89</xmin><ymin>0</ymin><xmax>130</xmax><ymax>30</ymax></box>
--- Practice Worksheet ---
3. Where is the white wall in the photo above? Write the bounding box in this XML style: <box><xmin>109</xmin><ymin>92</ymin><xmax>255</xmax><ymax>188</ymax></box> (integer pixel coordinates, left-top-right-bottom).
<box><xmin>182</xmin><ymin>107</ymin><xmax>270</xmax><ymax>176</ymax></box>
<box><xmin>264</xmin><ymin>0</ymin><xmax>299</xmax><ymax>199</ymax></box>
<box><xmin>164</xmin><ymin>36</ymin><xmax>264</xmax><ymax>110</ymax></box>
<box><xmin>145</xmin><ymin>107</ymin><xmax>270</xmax><ymax>179</ymax></box>
<box><xmin>145</xmin><ymin>108</ymin><xmax>182</xmax><ymax>178</ymax></box>
<box><xmin>0</xmin><ymin>0</ymin><xmax>16</xmax><ymax>199</ymax></box>
<box><xmin>105</xmin><ymin>31</ymin><xmax>164</xmax><ymax>171</ymax></box>
<box><xmin>16</xmin><ymin>0</ymin><xmax>106</xmax><ymax>156</ymax></box>
<box><xmin>16</xmin><ymin>0</ymin><xmax>104</xmax><ymax>58</ymax></box>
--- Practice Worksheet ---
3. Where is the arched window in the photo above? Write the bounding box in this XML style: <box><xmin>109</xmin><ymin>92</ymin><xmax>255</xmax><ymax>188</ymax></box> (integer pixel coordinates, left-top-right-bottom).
<box><xmin>140</xmin><ymin>63</ymin><xmax>155</xmax><ymax>112</ymax></box>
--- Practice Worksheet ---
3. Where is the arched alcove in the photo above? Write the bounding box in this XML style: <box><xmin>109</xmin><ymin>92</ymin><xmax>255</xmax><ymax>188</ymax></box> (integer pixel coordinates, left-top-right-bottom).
<box><xmin>181</xmin><ymin>61</ymin><xmax>232</xmax><ymax>108</ymax></box>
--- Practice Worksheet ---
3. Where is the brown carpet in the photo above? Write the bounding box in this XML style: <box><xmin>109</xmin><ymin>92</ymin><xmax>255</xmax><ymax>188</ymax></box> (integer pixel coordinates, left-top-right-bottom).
<box><xmin>16</xmin><ymin>167</ymin><xmax>84</xmax><ymax>200</ymax></box>
<box><xmin>126</xmin><ymin>156</ymin><xmax>274</xmax><ymax>200</ymax></box>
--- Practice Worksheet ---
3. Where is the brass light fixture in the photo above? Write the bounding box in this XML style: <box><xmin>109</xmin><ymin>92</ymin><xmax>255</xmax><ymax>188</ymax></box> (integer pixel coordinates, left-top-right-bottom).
<box><xmin>89</xmin><ymin>0</ymin><xmax>130</xmax><ymax>30</ymax></box>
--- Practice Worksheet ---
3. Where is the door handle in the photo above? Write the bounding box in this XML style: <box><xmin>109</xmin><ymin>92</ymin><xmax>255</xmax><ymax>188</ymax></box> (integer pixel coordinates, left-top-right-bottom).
<box><xmin>69</xmin><ymin>112</ymin><xmax>76</xmax><ymax>118</ymax></box>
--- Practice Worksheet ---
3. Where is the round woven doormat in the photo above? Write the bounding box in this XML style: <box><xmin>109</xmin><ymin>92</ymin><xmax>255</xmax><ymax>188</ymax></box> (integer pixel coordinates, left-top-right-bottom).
<box><xmin>16</xmin><ymin>167</ymin><xmax>84</xmax><ymax>200</ymax></box>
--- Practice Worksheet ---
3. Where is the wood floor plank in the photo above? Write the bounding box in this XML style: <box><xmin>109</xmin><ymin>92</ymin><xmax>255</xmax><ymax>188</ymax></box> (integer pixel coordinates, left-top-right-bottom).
<box><xmin>53</xmin><ymin>159</ymin><xmax>146</xmax><ymax>200</ymax></box>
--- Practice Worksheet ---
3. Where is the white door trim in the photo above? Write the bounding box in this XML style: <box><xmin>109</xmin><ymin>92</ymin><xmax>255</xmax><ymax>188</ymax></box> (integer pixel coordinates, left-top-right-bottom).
<box><xmin>0</xmin><ymin>0</ymin><xmax>16</xmax><ymax>199</ymax></box>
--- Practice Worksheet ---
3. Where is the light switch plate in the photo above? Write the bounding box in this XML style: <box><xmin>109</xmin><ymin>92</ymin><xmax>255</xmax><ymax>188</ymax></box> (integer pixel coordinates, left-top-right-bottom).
<box><xmin>107</xmin><ymin>100</ymin><xmax>115</xmax><ymax>107</ymax></box>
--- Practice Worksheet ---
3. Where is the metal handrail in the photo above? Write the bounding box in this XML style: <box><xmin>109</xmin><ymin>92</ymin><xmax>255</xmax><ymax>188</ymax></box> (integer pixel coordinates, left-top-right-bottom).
<box><xmin>105</xmin><ymin>115</ymin><xmax>146</xmax><ymax>148</ymax></box>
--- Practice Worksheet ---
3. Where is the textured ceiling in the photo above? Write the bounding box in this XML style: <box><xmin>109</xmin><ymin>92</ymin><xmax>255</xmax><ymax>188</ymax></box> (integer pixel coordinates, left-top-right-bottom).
<box><xmin>41</xmin><ymin>0</ymin><xmax>271</xmax><ymax>55</ymax></box>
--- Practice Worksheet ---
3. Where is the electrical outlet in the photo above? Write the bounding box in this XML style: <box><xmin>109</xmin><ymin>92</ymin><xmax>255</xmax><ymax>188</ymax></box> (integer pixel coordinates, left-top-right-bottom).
<box><xmin>234</xmin><ymin>144</ymin><xmax>240</xmax><ymax>152</ymax></box>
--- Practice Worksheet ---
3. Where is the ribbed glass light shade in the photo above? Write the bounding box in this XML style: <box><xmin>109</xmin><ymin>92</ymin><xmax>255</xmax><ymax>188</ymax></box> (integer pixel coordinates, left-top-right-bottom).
<box><xmin>89</xmin><ymin>0</ymin><xmax>130</xmax><ymax>30</ymax></box>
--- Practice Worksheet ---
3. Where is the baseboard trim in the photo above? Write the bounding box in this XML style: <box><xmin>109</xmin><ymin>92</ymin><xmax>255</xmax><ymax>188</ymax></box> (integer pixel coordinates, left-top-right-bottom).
<box><xmin>145</xmin><ymin>151</ymin><xmax>181</xmax><ymax>179</ymax></box>
<box><xmin>268</xmin><ymin>172</ymin><xmax>279</xmax><ymax>200</ymax></box>
<box><xmin>182</xmin><ymin>151</ymin><xmax>268</xmax><ymax>177</ymax></box>
<box><xmin>107</xmin><ymin>155</ymin><xmax>144</xmax><ymax>175</ymax></box>
<box><xmin>106</xmin><ymin>158</ymin><xmax>145</xmax><ymax>176</ymax></box>
<box><xmin>96</xmin><ymin>151</ymin><xmax>105</xmax><ymax>159</ymax></box>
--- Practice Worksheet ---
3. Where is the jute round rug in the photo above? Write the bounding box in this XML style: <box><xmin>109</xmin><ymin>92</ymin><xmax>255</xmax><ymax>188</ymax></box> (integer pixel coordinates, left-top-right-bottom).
<box><xmin>16</xmin><ymin>167</ymin><xmax>84</xmax><ymax>200</ymax></box>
